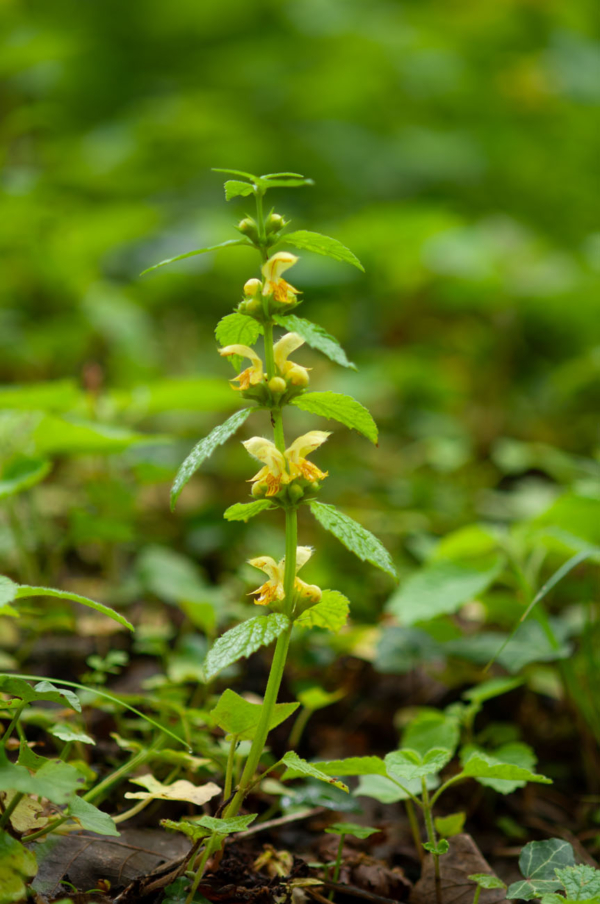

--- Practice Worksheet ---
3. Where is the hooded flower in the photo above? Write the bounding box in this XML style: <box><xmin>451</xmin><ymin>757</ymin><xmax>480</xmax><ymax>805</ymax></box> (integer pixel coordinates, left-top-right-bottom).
<box><xmin>218</xmin><ymin>344</ymin><xmax>264</xmax><ymax>391</ymax></box>
<box><xmin>261</xmin><ymin>252</ymin><xmax>300</xmax><ymax>304</ymax></box>
<box><xmin>273</xmin><ymin>332</ymin><xmax>310</xmax><ymax>387</ymax></box>
<box><xmin>242</xmin><ymin>436</ymin><xmax>289</xmax><ymax>496</ymax></box>
<box><xmin>285</xmin><ymin>431</ymin><xmax>330</xmax><ymax>483</ymax></box>
<box><xmin>248</xmin><ymin>546</ymin><xmax>321</xmax><ymax>606</ymax></box>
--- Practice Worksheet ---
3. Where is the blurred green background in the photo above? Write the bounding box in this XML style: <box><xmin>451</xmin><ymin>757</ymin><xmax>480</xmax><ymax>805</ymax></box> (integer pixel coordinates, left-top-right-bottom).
<box><xmin>1</xmin><ymin>0</ymin><xmax>599</xmax><ymax>629</ymax></box>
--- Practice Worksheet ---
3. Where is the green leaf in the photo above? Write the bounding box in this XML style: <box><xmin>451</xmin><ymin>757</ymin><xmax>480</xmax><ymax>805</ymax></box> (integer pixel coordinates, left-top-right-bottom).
<box><xmin>224</xmin><ymin>500</ymin><xmax>275</xmax><ymax>522</ymax></box>
<box><xmin>296</xmin><ymin>686</ymin><xmax>345</xmax><ymax>711</ymax></box>
<box><xmin>32</xmin><ymin>416</ymin><xmax>164</xmax><ymax>456</ymax></box>
<box><xmin>14</xmin><ymin>585</ymin><xmax>133</xmax><ymax>632</ymax></box>
<box><xmin>212</xmin><ymin>167</ymin><xmax>258</xmax><ymax>181</ymax></box>
<box><xmin>355</xmin><ymin>773</ymin><xmax>438</xmax><ymax>804</ymax></box>
<box><xmin>462</xmin><ymin>676</ymin><xmax>524</xmax><ymax>705</ymax></box>
<box><xmin>49</xmin><ymin>724</ymin><xmax>95</xmax><ymax>745</ymax></box>
<box><xmin>140</xmin><ymin>239</ymin><xmax>250</xmax><ymax>275</ymax></box>
<box><xmin>0</xmin><ymin>458</ymin><xmax>51</xmax><ymax>500</ymax></box>
<box><xmin>462</xmin><ymin>751</ymin><xmax>551</xmax><ymax>786</ymax></box>
<box><xmin>556</xmin><ymin>864</ymin><xmax>600</xmax><ymax>900</ymax></box>
<box><xmin>261</xmin><ymin>174</ymin><xmax>314</xmax><ymax>187</ymax></box>
<box><xmin>171</xmin><ymin>408</ymin><xmax>252</xmax><ymax>510</ymax></box>
<box><xmin>402</xmin><ymin>709</ymin><xmax>460</xmax><ymax>758</ymax></box>
<box><xmin>125</xmin><ymin>774</ymin><xmax>221</xmax><ymax>805</ymax></box>
<box><xmin>110</xmin><ymin>377</ymin><xmax>236</xmax><ymax>415</ymax></box>
<box><xmin>224</xmin><ymin>180</ymin><xmax>255</xmax><ymax>201</ymax></box>
<box><xmin>9</xmin><ymin>759</ymin><xmax>86</xmax><ymax>805</ymax></box>
<box><xmin>215</xmin><ymin>313</ymin><xmax>263</xmax><ymax>348</ymax></box>
<box><xmin>309</xmin><ymin>502</ymin><xmax>397</xmax><ymax>579</ymax></box>
<box><xmin>68</xmin><ymin>796</ymin><xmax>120</xmax><ymax>836</ymax></box>
<box><xmin>423</xmin><ymin>839</ymin><xmax>449</xmax><ymax>855</ymax></box>
<box><xmin>0</xmin><ymin>676</ymin><xmax>81</xmax><ymax>711</ymax></box>
<box><xmin>294</xmin><ymin>590</ymin><xmax>349</xmax><ymax>632</ymax></box>
<box><xmin>435</xmin><ymin>812</ymin><xmax>466</xmax><ymax>838</ymax></box>
<box><xmin>196</xmin><ymin>813</ymin><xmax>257</xmax><ymax>835</ymax></box>
<box><xmin>385</xmin><ymin>558</ymin><xmax>501</xmax><ymax>625</ymax></box>
<box><xmin>384</xmin><ymin>748</ymin><xmax>452</xmax><ymax>782</ymax></box>
<box><xmin>292</xmin><ymin>392</ymin><xmax>378</xmax><ymax>444</ymax></box>
<box><xmin>204</xmin><ymin>613</ymin><xmax>290</xmax><ymax>680</ymax></box>
<box><xmin>0</xmin><ymin>379</ymin><xmax>81</xmax><ymax>412</ymax></box>
<box><xmin>281</xmin><ymin>230</ymin><xmax>364</xmax><ymax>271</ymax></box>
<box><xmin>461</xmin><ymin>743</ymin><xmax>539</xmax><ymax>794</ymax></box>
<box><xmin>469</xmin><ymin>874</ymin><xmax>506</xmax><ymax>891</ymax></box>
<box><xmin>161</xmin><ymin>819</ymin><xmax>210</xmax><ymax>842</ymax></box>
<box><xmin>273</xmin><ymin>315</ymin><xmax>356</xmax><ymax>370</ymax></box>
<box><xmin>0</xmin><ymin>577</ymin><xmax>18</xmax><ymax>610</ymax></box>
<box><xmin>303</xmin><ymin>756</ymin><xmax>387</xmax><ymax>777</ymax></box>
<box><xmin>281</xmin><ymin>751</ymin><xmax>349</xmax><ymax>792</ymax></box>
<box><xmin>507</xmin><ymin>839</ymin><xmax>575</xmax><ymax>900</ymax></box>
<box><xmin>0</xmin><ymin>833</ymin><xmax>37</xmax><ymax>904</ymax></box>
<box><xmin>210</xmin><ymin>688</ymin><xmax>298</xmax><ymax>741</ymax></box>
<box><xmin>325</xmin><ymin>822</ymin><xmax>380</xmax><ymax>840</ymax></box>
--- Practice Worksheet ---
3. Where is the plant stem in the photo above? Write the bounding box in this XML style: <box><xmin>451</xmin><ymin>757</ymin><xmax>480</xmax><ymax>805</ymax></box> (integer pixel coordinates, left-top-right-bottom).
<box><xmin>422</xmin><ymin>777</ymin><xmax>442</xmax><ymax>904</ymax></box>
<box><xmin>185</xmin><ymin>834</ymin><xmax>215</xmax><ymax>904</ymax></box>
<box><xmin>405</xmin><ymin>799</ymin><xmax>423</xmax><ymax>862</ymax></box>
<box><xmin>328</xmin><ymin>834</ymin><xmax>345</xmax><ymax>901</ymax></box>
<box><xmin>264</xmin><ymin>321</ymin><xmax>276</xmax><ymax>380</ymax></box>
<box><xmin>224</xmin><ymin>735</ymin><xmax>238</xmax><ymax>800</ymax></box>
<box><xmin>287</xmin><ymin>705</ymin><xmax>312</xmax><ymax>751</ymax></box>
<box><xmin>473</xmin><ymin>886</ymin><xmax>481</xmax><ymax>904</ymax></box>
<box><xmin>2</xmin><ymin>704</ymin><xmax>25</xmax><ymax>748</ymax></box>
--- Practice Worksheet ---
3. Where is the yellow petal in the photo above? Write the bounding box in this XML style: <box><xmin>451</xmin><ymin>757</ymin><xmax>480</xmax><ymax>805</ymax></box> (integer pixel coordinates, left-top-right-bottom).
<box><xmin>286</xmin><ymin>431</ymin><xmax>331</xmax><ymax>463</ymax></box>
<box><xmin>248</xmin><ymin>555</ymin><xmax>282</xmax><ymax>583</ymax></box>
<box><xmin>295</xmin><ymin>546</ymin><xmax>314</xmax><ymax>572</ymax></box>
<box><xmin>273</xmin><ymin>332</ymin><xmax>304</xmax><ymax>372</ymax></box>
<box><xmin>243</xmin><ymin>437</ymin><xmax>287</xmax><ymax>476</ymax></box>
<box><xmin>262</xmin><ymin>251</ymin><xmax>298</xmax><ymax>284</ymax></box>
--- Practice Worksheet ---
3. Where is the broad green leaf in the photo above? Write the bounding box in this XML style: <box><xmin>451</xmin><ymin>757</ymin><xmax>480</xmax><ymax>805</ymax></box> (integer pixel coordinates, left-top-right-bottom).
<box><xmin>507</xmin><ymin>839</ymin><xmax>575</xmax><ymax>900</ymax></box>
<box><xmin>435</xmin><ymin>812</ymin><xmax>466</xmax><ymax>838</ymax></box>
<box><xmin>110</xmin><ymin>377</ymin><xmax>235</xmax><ymax>415</ymax></box>
<box><xmin>303</xmin><ymin>756</ymin><xmax>387</xmax><ymax>777</ymax></box>
<box><xmin>33</xmin><ymin>416</ymin><xmax>163</xmax><ymax>456</ymax></box>
<box><xmin>171</xmin><ymin>408</ymin><xmax>252</xmax><ymax>510</ymax></box>
<box><xmin>355</xmin><ymin>773</ymin><xmax>437</xmax><ymax>804</ymax></box>
<box><xmin>49</xmin><ymin>724</ymin><xmax>95</xmax><ymax>745</ymax></box>
<box><xmin>273</xmin><ymin>315</ymin><xmax>356</xmax><ymax>370</ymax></box>
<box><xmin>281</xmin><ymin>751</ymin><xmax>349</xmax><ymax>792</ymax></box>
<box><xmin>140</xmin><ymin>239</ymin><xmax>251</xmax><ymax>275</ymax></box>
<box><xmin>469</xmin><ymin>874</ymin><xmax>506</xmax><ymax>891</ymax></box>
<box><xmin>161</xmin><ymin>818</ymin><xmax>210</xmax><ymax>842</ymax></box>
<box><xmin>461</xmin><ymin>743</ymin><xmax>539</xmax><ymax>794</ymax></box>
<box><xmin>68</xmin><ymin>796</ymin><xmax>119</xmax><ymax>836</ymax></box>
<box><xmin>402</xmin><ymin>709</ymin><xmax>460</xmax><ymax>758</ymax></box>
<box><xmin>0</xmin><ymin>834</ymin><xmax>37</xmax><ymax>904</ymax></box>
<box><xmin>15</xmin><ymin>586</ymin><xmax>133</xmax><ymax>632</ymax></box>
<box><xmin>292</xmin><ymin>392</ymin><xmax>378</xmax><ymax>444</ymax></box>
<box><xmin>555</xmin><ymin>864</ymin><xmax>600</xmax><ymax>900</ymax></box>
<box><xmin>540</xmin><ymin>897</ymin><xmax>600</xmax><ymax>904</ymax></box>
<box><xmin>309</xmin><ymin>502</ymin><xmax>397</xmax><ymax>579</ymax></box>
<box><xmin>212</xmin><ymin>167</ymin><xmax>258</xmax><ymax>180</ymax></box>
<box><xmin>462</xmin><ymin>751</ymin><xmax>551</xmax><ymax>786</ymax></box>
<box><xmin>0</xmin><ymin>458</ymin><xmax>51</xmax><ymax>500</ymax></box>
<box><xmin>0</xmin><ymin>380</ymin><xmax>81</xmax><ymax>412</ymax></box>
<box><xmin>423</xmin><ymin>839</ymin><xmax>449</xmax><ymax>855</ymax></box>
<box><xmin>294</xmin><ymin>590</ymin><xmax>349</xmax><ymax>632</ymax></box>
<box><xmin>386</xmin><ymin>557</ymin><xmax>501</xmax><ymax>625</ymax></box>
<box><xmin>0</xmin><ymin>676</ymin><xmax>81</xmax><ymax>711</ymax></box>
<box><xmin>14</xmin><ymin>759</ymin><xmax>86</xmax><ymax>805</ymax></box>
<box><xmin>385</xmin><ymin>748</ymin><xmax>452</xmax><ymax>782</ymax></box>
<box><xmin>196</xmin><ymin>813</ymin><xmax>257</xmax><ymax>834</ymax></box>
<box><xmin>224</xmin><ymin>180</ymin><xmax>255</xmax><ymax>200</ymax></box>
<box><xmin>210</xmin><ymin>688</ymin><xmax>298</xmax><ymax>740</ymax></box>
<box><xmin>325</xmin><ymin>822</ymin><xmax>379</xmax><ymax>840</ymax></box>
<box><xmin>125</xmin><ymin>774</ymin><xmax>221</xmax><ymax>805</ymax></box>
<box><xmin>462</xmin><ymin>676</ymin><xmax>523</xmax><ymax>705</ymax></box>
<box><xmin>281</xmin><ymin>230</ymin><xmax>364</xmax><ymax>271</ymax></box>
<box><xmin>224</xmin><ymin>500</ymin><xmax>275</xmax><ymax>522</ymax></box>
<box><xmin>261</xmin><ymin>174</ymin><xmax>314</xmax><ymax>187</ymax></box>
<box><xmin>215</xmin><ymin>312</ymin><xmax>263</xmax><ymax>348</ymax></box>
<box><xmin>296</xmin><ymin>686</ymin><xmax>345</xmax><ymax>711</ymax></box>
<box><xmin>0</xmin><ymin>577</ymin><xmax>18</xmax><ymax>610</ymax></box>
<box><xmin>376</xmin><ymin>626</ymin><xmax>442</xmax><ymax>675</ymax></box>
<box><xmin>137</xmin><ymin>545</ymin><xmax>212</xmax><ymax>605</ymax></box>
<box><xmin>204</xmin><ymin>613</ymin><xmax>290</xmax><ymax>680</ymax></box>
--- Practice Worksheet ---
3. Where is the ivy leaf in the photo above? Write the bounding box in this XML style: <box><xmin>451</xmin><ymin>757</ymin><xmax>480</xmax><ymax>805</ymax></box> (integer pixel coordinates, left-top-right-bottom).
<box><xmin>309</xmin><ymin>502</ymin><xmax>397</xmax><ymax>579</ymax></box>
<box><xmin>210</xmin><ymin>688</ymin><xmax>298</xmax><ymax>740</ymax></box>
<box><xmin>462</xmin><ymin>751</ymin><xmax>551</xmax><ymax>785</ymax></box>
<box><xmin>281</xmin><ymin>230</ymin><xmax>364</xmax><ymax>271</ymax></box>
<box><xmin>325</xmin><ymin>822</ymin><xmax>380</xmax><ymax>840</ymax></box>
<box><xmin>274</xmin><ymin>314</ymin><xmax>356</xmax><ymax>370</ymax></box>
<box><xmin>0</xmin><ymin>457</ymin><xmax>51</xmax><ymax>500</ymax></box>
<box><xmin>555</xmin><ymin>864</ymin><xmax>600</xmax><ymax>900</ymax></box>
<box><xmin>171</xmin><ymin>408</ymin><xmax>252</xmax><ymax>510</ymax></box>
<box><xmin>125</xmin><ymin>774</ymin><xmax>221</xmax><ymax>805</ymax></box>
<box><xmin>294</xmin><ymin>590</ymin><xmax>349</xmax><ymax>632</ymax></box>
<box><xmin>507</xmin><ymin>839</ymin><xmax>575</xmax><ymax>900</ymax></box>
<box><xmin>384</xmin><ymin>748</ymin><xmax>452</xmax><ymax>782</ymax></box>
<box><xmin>281</xmin><ymin>751</ymin><xmax>349</xmax><ymax>792</ymax></box>
<box><xmin>140</xmin><ymin>239</ymin><xmax>251</xmax><ymax>275</ymax></box>
<box><xmin>224</xmin><ymin>180</ymin><xmax>255</xmax><ymax>201</ymax></box>
<box><xmin>292</xmin><ymin>392</ymin><xmax>378</xmax><ymax>444</ymax></box>
<box><xmin>0</xmin><ymin>834</ymin><xmax>37</xmax><ymax>904</ymax></box>
<box><xmin>68</xmin><ymin>796</ymin><xmax>120</xmax><ymax>836</ymax></box>
<box><xmin>224</xmin><ymin>500</ymin><xmax>275</xmax><ymax>522</ymax></box>
<box><xmin>14</xmin><ymin>586</ymin><xmax>133</xmax><ymax>632</ymax></box>
<box><xmin>215</xmin><ymin>313</ymin><xmax>263</xmax><ymax>348</ymax></box>
<box><xmin>204</xmin><ymin>613</ymin><xmax>290</xmax><ymax>680</ymax></box>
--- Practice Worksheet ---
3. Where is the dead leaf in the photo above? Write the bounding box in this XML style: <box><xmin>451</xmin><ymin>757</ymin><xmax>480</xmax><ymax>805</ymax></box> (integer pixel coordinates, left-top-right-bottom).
<box><xmin>124</xmin><ymin>774</ymin><xmax>220</xmax><ymax>805</ymax></box>
<box><xmin>410</xmin><ymin>834</ymin><xmax>508</xmax><ymax>904</ymax></box>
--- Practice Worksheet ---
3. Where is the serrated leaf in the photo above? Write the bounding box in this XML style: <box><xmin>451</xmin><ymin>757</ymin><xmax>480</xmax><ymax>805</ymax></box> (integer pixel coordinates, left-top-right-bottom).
<box><xmin>197</xmin><ymin>813</ymin><xmax>257</xmax><ymax>834</ymax></box>
<box><xmin>14</xmin><ymin>586</ymin><xmax>133</xmax><ymax>631</ymax></box>
<box><xmin>125</xmin><ymin>774</ymin><xmax>221</xmax><ymax>805</ymax></box>
<box><xmin>210</xmin><ymin>688</ymin><xmax>298</xmax><ymax>741</ymax></box>
<box><xmin>171</xmin><ymin>408</ymin><xmax>252</xmax><ymax>510</ymax></box>
<box><xmin>68</xmin><ymin>796</ymin><xmax>120</xmax><ymax>836</ymax></box>
<box><xmin>385</xmin><ymin>748</ymin><xmax>452</xmax><ymax>782</ymax></box>
<box><xmin>215</xmin><ymin>313</ymin><xmax>263</xmax><ymax>348</ymax></box>
<box><xmin>274</xmin><ymin>314</ymin><xmax>356</xmax><ymax>370</ymax></box>
<box><xmin>0</xmin><ymin>757</ymin><xmax>86</xmax><ymax>805</ymax></box>
<box><xmin>309</xmin><ymin>502</ymin><xmax>397</xmax><ymax>579</ymax></box>
<box><xmin>204</xmin><ymin>613</ymin><xmax>290</xmax><ymax>680</ymax></box>
<box><xmin>224</xmin><ymin>500</ymin><xmax>275</xmax><ymax>522</ymax></box>
<box><xmin>141</xmin><ymin>239</ymin><xmax>250</xmax><ymax>275</ymax></box>
<box><xmin>402</xmin><ymin>709</ymin><xmax>460</xmax><ymax>758</ymax></box>
<box><xmin>556</xmin><ymin>864</ymin><xmax>600</xmax><ymax>900</ymax></box>
<box><xmin>0</xmin><ymin>676</ymin><xmax>81</xmax><ymax>711</ymax></box>
<box><xmin>224</xmin><ymin>180</ymin><xmax>255</xmax><ymax>201</ymax></box>
<box><xmin>281</xmin><ymin>751</ymin><xmax>349</xmax><ymax>792</ymax></box>
<box><xmin>303</xmin><ymin>756</ymin><xmax>387</xmax><ymax>777</ymax></box>
<box><xmin>461</xmin><ymin>743</ymin><xmax>538</xmax><ymax>794</ymax></box>
<box><xmin>292</xmin><ymin>392</ymin><xmax>377</xmax><ymax>444</ymax></box>
<box><xmin>462</xmin><ymin>751</ymin><xmax>551</xmax><ymax>785</ymax></box>
<box><xmin>0</xmin><ymin>834</ymin><xmax>37</xmax><ymax>904</ymax></box>
<box><xmin>281</xmin><ymin>230</ymin><xmax>364</xmax><ymax>271</ymax></box>
<box><xmin>0</xmin><ymin>458</ymin><xmax>51</xmax><ymax>500</ymax></box>
<box><xmin>294</xmin><ymin>590</ymin><xmax>349</xmax><ymax>632</ymax></box>
<box><xmin>469</xmin><ymin>873</ymin><xmax>506</xmax><ymax>890</ymax></box>
<box><xmin>385</xmin><ymin>558</ymin><xmax>502</xmax><ymax>625</ymax></box>
<box><xmin>325</xmin><ymin>822</ymin><xmax>380</xmax><ymax>840</ymax></box>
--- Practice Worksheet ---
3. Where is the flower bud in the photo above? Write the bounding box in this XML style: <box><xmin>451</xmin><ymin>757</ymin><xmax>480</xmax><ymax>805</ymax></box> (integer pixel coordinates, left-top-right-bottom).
<box><xmin>268</xmin><ymin>376</ymin><xmax>287</xmax><ymax>394</ymax></box>
<box><xmin>287</xmin><ymin>483</ymin><xmax>305</xmax><ymax>504</ymax></box>
<box><xmin>286</xmin><ymin>364</ymin><xmax>310</xmax><ymax>388</ymax></box>
<box><xmin>266</xmin><ymin>213</ymin><xmax>285</xmax><ymax>235</ymax></box>
<box><xmin>244</xmin><ymin>278</ymin><xmax>262</xmax><ymax>297</ymax></box>
<box><xmin>238</xmin><ymin>217</ymin><xmax>259</xmax><ymax>241</ymax></box>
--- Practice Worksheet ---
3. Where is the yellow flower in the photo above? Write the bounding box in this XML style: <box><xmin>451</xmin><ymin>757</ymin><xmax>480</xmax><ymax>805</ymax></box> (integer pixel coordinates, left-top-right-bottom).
<box><xmin>218</xmin><ymin>344</ymin><xmax>264</xmax><ymax>391</ymax></box>
<box><xmin>286</xmin><ymin>430</ymin><xmax>330</xmax><ymax>482</ymax></box>
<box><xmin>273</xmin><ymin>332</ymin><xmax>310</xmax><ymax>387</ymax></box>
<box><xmin>248</xmin><ymin>546</ymin><xmax>321</xmax><ymax>606</ymax></box>
<box><xmin>243</xmin><ymin>436</ymin><xmax>289</xmax><ymax>496</ymax></box>
<box><xmin>261</xmin><ymin>252</ymin><xmax>300</xmax><ymax>304</ymax></box>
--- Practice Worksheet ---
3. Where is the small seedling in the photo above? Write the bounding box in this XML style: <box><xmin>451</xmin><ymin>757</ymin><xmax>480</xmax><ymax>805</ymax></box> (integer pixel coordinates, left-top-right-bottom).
<box><xmin>324</xmin><ymin>822</ymin><xmax>380</xmax><ymax>901</ymax></box>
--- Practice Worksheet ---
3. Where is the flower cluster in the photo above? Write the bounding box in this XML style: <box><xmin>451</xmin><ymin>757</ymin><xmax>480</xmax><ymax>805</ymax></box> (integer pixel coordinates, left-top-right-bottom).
<box><xmin>248</xmin><ymin>546</ymin><xmax>321</xmax><ymax>609</ymax></box>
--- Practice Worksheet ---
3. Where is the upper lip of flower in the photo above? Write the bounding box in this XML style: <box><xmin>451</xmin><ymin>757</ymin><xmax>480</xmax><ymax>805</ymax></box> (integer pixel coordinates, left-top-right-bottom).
<box><xmin>218</xmin><ymin>344</ymin><xmax>264</xmax><ymax>391</ymax></box>
<box><xmin>273</xmin><ymin>332</ymin><xmax>310</xmax><ymax>385</ymax></box>
<box><xmin>261</xmin><ymin>252</ymin><xmax>300</xmax><ymax>303</ymax></box>
<box><xmin>248</xmin><ymin>546</ymin><xmax>316</xmax><ymax>605</ymax></box>
<box><xmin>243</xmin><ymin>431</ymin><xmax>330</xmax><ymax>495</ymax></box>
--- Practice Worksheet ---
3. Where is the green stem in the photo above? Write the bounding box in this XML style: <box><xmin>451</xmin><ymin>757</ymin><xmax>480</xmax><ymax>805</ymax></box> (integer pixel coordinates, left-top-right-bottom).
<box><xmin>328</xmin><ymin>834</ymin><xmax>345</xmax><ymax>901</ymax></box>
<box><xmin>405</xmin><ymin>799</ymin><xmax>423</xmax><ymax>862</ymax></box>
<box><xmin>224</xmin><ymin>736</ymin><xmax>238</xmax><ymax>801</ymax></box>
<box><xmin>283</xmin><ymin>507</ymin><xmax>298</xmax><ymax>616</ymax></box>
<box><xmin>272</xmin><ymin>408</ymin><xmax>285</xmax><ymax>453</ymax></box>
<box><xmin>186</xmin><ymin>835</ymin><xmax>216</xmax><ymax>904</ymax></box>
<box><xmin>255</xmin><ymin>189</ymin><xmax>266</xmax><ymax>246</ymax></box>
<box><xmin>264</xmin><ymin>321</ymin><xmax>276</xmax><ymax>381</ymax></box>
<box><xmin>287</xmin><ymin>706</ymin><xmax>312</xmax><ymax>751</ymax></box>
<box><xmin>473</xmin><ymin>886</ymin><xmax>481</xmax><ymax>904</ymax></box>
<box><xmin>422</xmin><ymin>777</ymin><xmax>442</xmax><ymax>904</ymax></box>
<box><xmin>430</xmin><ymin>772</ymin><xmax>466</xmax><ymax>807</ymax></box>
<box><xmin>2</xmin><ymin>704</ymin><xmax>25</xmax><ymax>748</ymax></box>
